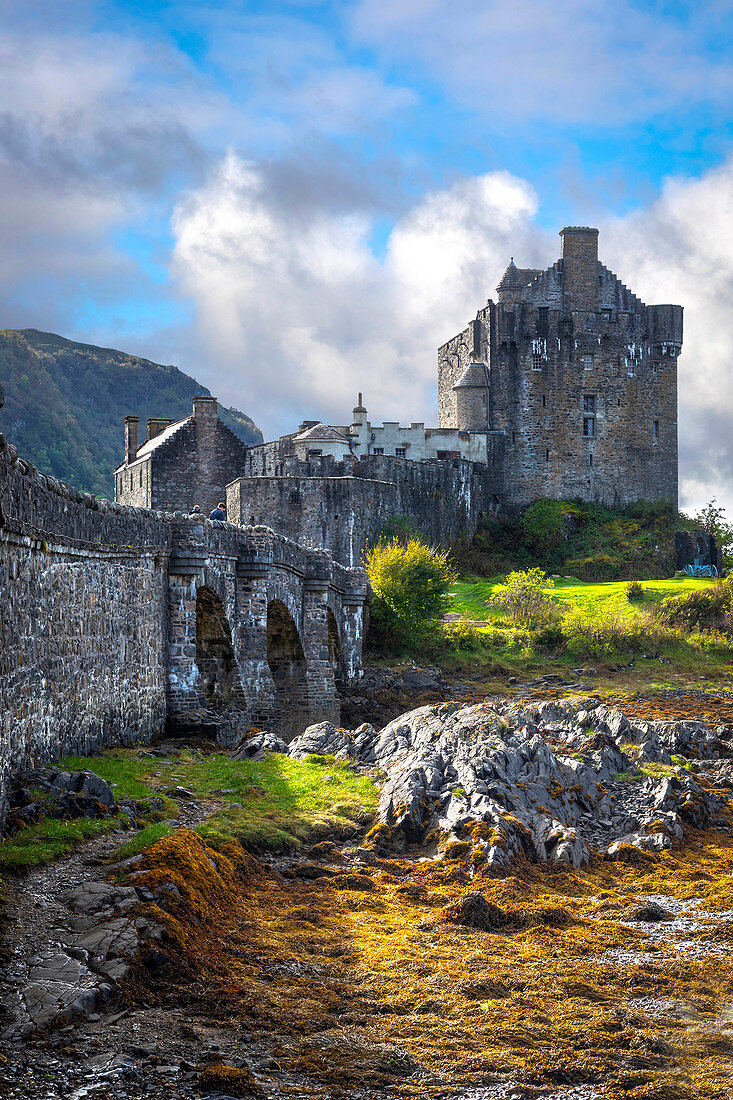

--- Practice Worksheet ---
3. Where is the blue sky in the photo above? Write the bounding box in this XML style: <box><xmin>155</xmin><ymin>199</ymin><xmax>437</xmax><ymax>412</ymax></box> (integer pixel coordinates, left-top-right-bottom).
<box><xmin>1</xmin><ymin>0</ymin><xmax>733</xmax><ymax>510</ymax></box>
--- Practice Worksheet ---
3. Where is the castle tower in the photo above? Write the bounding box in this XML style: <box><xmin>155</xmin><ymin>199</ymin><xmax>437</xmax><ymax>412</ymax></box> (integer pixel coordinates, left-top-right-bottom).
<box><xmin>437</xmin><ymin>226</ymin><xmax>682</xmax><ymax>509</ymax></box>
<box><xmin>452</xmin><ymin>363</ymin><xmax>489</xmax><ymax>431</ymax></box>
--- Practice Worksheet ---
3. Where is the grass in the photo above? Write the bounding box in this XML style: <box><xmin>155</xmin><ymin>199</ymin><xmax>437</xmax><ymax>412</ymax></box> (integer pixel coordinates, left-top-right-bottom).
<box><xmin>0</xmin><ymin>747</ymin><xmax>379</xmax><ymax>873</ymax></box>
<box><xmin>431</xmin><ymin>575</ymin><xmax>733</xmax><ymax>691</ymax></box>
<box><xmin>0</xmin><ymin>815</ymin><xmax>132</xmax><ymax>871</ymax></box>
<box><xmin>450</xmin><ymin>575</ymin><xmax>712</xmax><ymax>624</ymax></box>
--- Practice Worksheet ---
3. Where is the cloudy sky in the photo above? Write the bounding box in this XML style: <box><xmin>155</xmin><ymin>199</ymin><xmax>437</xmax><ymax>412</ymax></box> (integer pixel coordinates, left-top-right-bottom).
<box><xmin>1</xmin><ymin>0</ymin><xmax>732</xmax><ymax>514</ymax></box>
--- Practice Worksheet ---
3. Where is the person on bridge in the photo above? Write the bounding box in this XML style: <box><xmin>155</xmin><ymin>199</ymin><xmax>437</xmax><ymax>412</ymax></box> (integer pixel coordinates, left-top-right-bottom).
<box><xmin>189</xmin><ymin>505</ymin><xmax>201</xmax><ymax>516</ymax></box>
<box><xmin>209</xmin><ymin>502</ymin><xmax>226</xmax><ymax>521</ymax></box>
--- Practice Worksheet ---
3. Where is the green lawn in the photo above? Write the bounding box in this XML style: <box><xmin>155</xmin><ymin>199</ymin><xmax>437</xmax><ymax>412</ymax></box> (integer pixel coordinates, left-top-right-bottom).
<box><xmin>449</xmin><ymin>575</ymin><xmax>711</xmax><ymax>624</ymax></box>
<box><xmin>0</xmin><ymin>747</ymin><xmax>379</xmax><ymax>874</ymax></box>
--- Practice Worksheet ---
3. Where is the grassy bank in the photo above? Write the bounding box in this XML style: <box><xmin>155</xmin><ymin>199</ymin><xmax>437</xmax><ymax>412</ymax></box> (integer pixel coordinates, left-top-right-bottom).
<box><xmin>426</xmin><ymin>575</ymin><xmax>733</xmax><ymax>690</ymax></box>
<box><xmin>0</xmin><ymin>748</ymin><xmax>379</xmax><ymax>873</ymax></box>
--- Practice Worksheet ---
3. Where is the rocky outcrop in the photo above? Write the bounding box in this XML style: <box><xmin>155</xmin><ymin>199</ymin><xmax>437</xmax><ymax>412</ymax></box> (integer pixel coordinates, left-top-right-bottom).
<box><xmin>290</xmin><ymin>698</ymin><xmax>731</xmax><ymax>868</ymax></box>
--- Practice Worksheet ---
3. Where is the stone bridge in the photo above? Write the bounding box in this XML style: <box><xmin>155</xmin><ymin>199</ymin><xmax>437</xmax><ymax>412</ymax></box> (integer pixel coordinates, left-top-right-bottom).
<box><xmin>0</xmin><ymin>418</ymin><xmax>367</xmax><ymax>820</ymax></box>
<box><xmin>166</xmin><ymin>517</ymin><xmax>367</xmax><ymax>742</ymax></box>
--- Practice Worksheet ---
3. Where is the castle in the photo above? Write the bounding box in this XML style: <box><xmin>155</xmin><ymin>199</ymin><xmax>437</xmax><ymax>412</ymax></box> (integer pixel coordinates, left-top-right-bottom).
<box><xmin>115</xmin><ymin>227</ymin><xmax>683</xmax><ymax>564</ymax></box>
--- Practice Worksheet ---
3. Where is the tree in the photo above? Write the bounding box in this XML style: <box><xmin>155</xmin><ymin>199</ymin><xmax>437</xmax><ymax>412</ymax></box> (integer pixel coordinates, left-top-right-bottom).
<box><xmin>364</xmin><ymin>538</ymin><xmax>457</xmax><ymax>651</ymax></box>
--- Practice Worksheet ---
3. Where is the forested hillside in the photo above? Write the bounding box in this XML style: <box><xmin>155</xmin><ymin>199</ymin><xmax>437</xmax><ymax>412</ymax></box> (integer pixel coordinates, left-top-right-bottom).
<box><xmin>0</xmin><ymin>329</ymin><xmax>262</xmax><ymax>499</ymax></box>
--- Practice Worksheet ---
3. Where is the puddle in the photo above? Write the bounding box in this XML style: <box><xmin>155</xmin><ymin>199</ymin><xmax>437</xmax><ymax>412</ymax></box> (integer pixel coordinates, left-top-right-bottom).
<box><xmin>68</xmin><ymin>1053</ymin><xmax>136</xmax><ymax>1099</ymax></box>
<box><xmin>601</xmin><ymin>895</ymin><xmax>733</xmax><ymax>962</ymax></box>
<box><xmin>452</xmin><ymin>1086</ymin><xmax>605</xmax><ymax>1100</ymax></box>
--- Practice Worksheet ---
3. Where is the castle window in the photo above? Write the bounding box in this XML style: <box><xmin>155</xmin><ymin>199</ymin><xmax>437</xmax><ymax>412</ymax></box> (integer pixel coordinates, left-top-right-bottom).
<box><xmin>653</xmin><ymin>420</ymin><xmax>659</xmax><ymax>443</ymax></box>
<box><xmin>583</xmin><ymin>355</ymin><xmax>594</xmax><ymax>371</ymax></box>
<box><xmin>583</xmin><ymin>417</ymin><xmax>595</xmax><ymax>438</ymax></box>
<box><xmin>307</xmin><ymin>449</ymin><xmax>322</xmax><ymax>458</ymax></box>
<box><xmin>531</xmin><ymin>352</ymin><xmax>544</xmax><ymax>370</ymax></box>
<box><xmin>512</xmin><ymin>431</ymin><xmax>517</xmax><ymax>445</ymax></box>
<box><xmin>542</xmin><ymin>394</ymin><xmax>546</xmax><ymax>408</ymax></box>
<box><xmin>583</xmin><ymin>394</ymin><xmax>596</xmax><ymax>414</ymax></box>
<box><xmin>139</xmin><ymin>469</ymin><xmax>142</xmax><ymax>487</ymax></box>
<box><xmin>589</xmin><ymin>453</ymin><xmax>594</xmax><ymax>467</ymax></box>
<box><xmin>395</xmin><ymin>447</ymin><xmax>406</xmax><ymax>458</ymax></box>
<box><xmin>373</xmin><ymin>447</ymin><xmax>384</xmax><ymax>455</ymax></box>
<box><xmin>546</xmin><ymin>449</ymin><xmax>550</xmax><ymax>463</ymax></box>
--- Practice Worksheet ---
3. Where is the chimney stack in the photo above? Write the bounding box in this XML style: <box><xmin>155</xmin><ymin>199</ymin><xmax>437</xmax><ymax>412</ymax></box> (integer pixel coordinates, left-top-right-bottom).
<box><xmin>560</xmin><ymin>226</ymin><xmax>599</xmax><ymax>312</ymax></box>
<box><xmin>147</xmin><ymin>417</ymin><xmax>173</xmax><ymax>442</ymax></box>
<box><xmin>124</xmin><ymin>416</ymin><xmax>138</xmax><ymax>464</ymax></box>
<box><xmin>192</xmin><ymin>395</ymin><xmax>218</xmax><ymax>425</ymax></box>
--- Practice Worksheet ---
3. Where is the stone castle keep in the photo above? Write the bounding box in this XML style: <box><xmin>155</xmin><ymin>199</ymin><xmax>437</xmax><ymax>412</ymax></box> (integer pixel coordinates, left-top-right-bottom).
<box><xmin>0</xmin><ymin>226</ymin><xmax>682</xmax><ymax>824</ymax></box>
<box><xmin>116</xmin><ymin>227</ymin><xmax>682</xmax><ymax>565</ymax></box>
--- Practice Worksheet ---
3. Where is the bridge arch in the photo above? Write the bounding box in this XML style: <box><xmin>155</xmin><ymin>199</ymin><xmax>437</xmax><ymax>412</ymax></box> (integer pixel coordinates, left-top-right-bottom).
<box><xmin>327</xmin><ymin>607</ymin><xmax>345</xmax><ymax>686</ymax></box>
<box><xmin>195</xmin><ymin>585</ymin><xmax>243</xmax><ymax>710</ymax></box>
<box><xmin>266</xmin><ymin>599</ymin><xmax>309</xmax><ymax>740</ymax></box>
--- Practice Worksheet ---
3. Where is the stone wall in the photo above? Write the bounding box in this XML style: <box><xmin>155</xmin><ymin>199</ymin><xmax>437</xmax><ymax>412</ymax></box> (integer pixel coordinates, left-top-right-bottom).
<box><xmin>0</xmin><ymin>432</ymin><xmax>170</xmax><ymax>822</ymax></box>
<box><xmin>1</xmin><ymin>408</ymin><xmax>368</xmax><ymax>821</ymax></box>
<box><xmin>228</xmin><ymin>449</ymin><xmax>504</xmax><ymax>567</ymax></box>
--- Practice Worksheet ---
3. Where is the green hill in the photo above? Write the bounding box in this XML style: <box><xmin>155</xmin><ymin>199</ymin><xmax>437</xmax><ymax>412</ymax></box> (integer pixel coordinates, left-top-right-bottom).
<box><xmin>0</xmin><ymin>329</ymin><xmax>262</xmax><ymax>499</ymax></box>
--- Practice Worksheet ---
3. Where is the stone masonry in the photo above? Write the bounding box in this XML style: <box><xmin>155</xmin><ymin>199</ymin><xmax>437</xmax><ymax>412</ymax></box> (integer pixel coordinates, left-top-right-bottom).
<box><xmin>228</xmin><ymin>451</ymin><xmax>503</xmax><ymax>568</ymax></box>
<box><xmin>438</xmin><ymin>226</ymin><xmax>682</xmax><ymax>508</ymax></box>
<box><xmin>0</xmin><ymin>389</ymin><xmax>367</xmax><ymax>826</ymax></box>
<box><xmin>115</xmin><ymin>396</ymin><xmax>250</xmax><ymax>516</ymax></box>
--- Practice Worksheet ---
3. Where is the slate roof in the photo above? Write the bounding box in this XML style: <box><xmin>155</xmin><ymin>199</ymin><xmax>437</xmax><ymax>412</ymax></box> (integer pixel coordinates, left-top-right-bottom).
<box><xmin>453</xmin><ymin>362</ymin><xmax>489</xmax><ymax>389</ymax></box>
<box><xmin>133</xmin><ymin>417</ymin><xmax>189</xmax><ymax>459</ymax></box>
<box><xmin>496</xmin><ymin>259</ymin><xmax>543</xmax><ymax>292</ymax></box>
<box><xmin>294</xmin><ymin>422</ymin><xmax>350</xmax><ymax>443</ymax></box>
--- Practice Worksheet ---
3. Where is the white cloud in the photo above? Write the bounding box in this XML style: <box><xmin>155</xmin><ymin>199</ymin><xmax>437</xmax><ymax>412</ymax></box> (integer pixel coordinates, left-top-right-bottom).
<box><xmin>173</xmin><ymin>148</ymin><xmax>733</xmax><ymax>520</ymax></box>
<box><xmin>350</xmin><ymin>0</ymin><xmax>733</xmax><ymax>125</ymax></box>
<box><xmin>603</xmin><ymin>157</ymin><xmax>733</xmax><ymax>516</ymax></box>
<box><xmin>171</xmin><ymin>151</ymin><xmax>543</xmax><ymax>428</ymax></box>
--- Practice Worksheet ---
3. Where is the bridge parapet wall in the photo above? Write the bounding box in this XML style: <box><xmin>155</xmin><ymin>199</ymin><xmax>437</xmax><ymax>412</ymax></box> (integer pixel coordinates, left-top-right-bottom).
<box><xmin>0</xmin><ymin>432</ymin><xmax>169</xmax><ymax>824</ymax></box>
<box><xmin>1</xmin><ymin>425</ymin><xmax>368</xmax><ymax>823</ymax></box>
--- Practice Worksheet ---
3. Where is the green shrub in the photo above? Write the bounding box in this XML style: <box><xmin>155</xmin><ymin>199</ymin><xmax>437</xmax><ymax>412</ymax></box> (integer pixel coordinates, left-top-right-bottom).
<box><xmin>491</xmin><ymin>568</ymin><xmax>561</xmax><ymax>629</ymax></box>
<box><xmin>625</xmin><ymin>580</ymin><xmax>644</xmax><ymax>602</ymax></box>
<box><xmin>658</xmin><ymin>578</ymin><xmax>733</xmax><ymax>633</ymax></box>
<box><xmin>533</xmin><ymin>624</ymin><xmax>566</xmax><ymax>653</ymax></box>
<box><xmin>442</xmin><ymin>620</ymin><xmax>486</xmax><ymax>650</ymax></box>
<box><xmin>365</xmin><ymin>538</ymin><xmax>457</xmax><ymax>652</ymax></box>
<box><xmin>565</xmin><ymin>554</ymin><xmax>624</xmax><ymax>580</ymax></box>
<box><xmin>519</xmin><ymin>499</ymin><xmax>570</xmax><ymax>556</ymax></box>
<box><xmin>563</xmin><ymin>607</ymin><xmax>674</xmax><ymax>660</ymax></box>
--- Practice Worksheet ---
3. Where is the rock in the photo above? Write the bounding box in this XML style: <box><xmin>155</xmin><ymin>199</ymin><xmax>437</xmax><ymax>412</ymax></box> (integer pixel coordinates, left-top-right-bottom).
<box><xmin>288</xmin><ymin>722</ymin><xmax>351</xmax><ymax>759</ymax></box>
<box><xmin>443</xmin><ymin>893</ymin><xmax>512</xmax><ymax>932</ymax></box>
<box><xmin>165</xmin><ymin>786</ymin><xmax>197</xmax><ymax>800</ymax></box>
<box><xmin>631</xmin><ymin>900</ymin><xmax>673</xmax><ymax>922</ymax></box>
<box><xmin>233</xmin><ymin>732</ymin><xmax>288</xmax><ymax>760</ymax></box>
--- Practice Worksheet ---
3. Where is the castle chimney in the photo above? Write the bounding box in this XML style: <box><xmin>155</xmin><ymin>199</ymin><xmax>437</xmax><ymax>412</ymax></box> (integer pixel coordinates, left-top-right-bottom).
<box><xmin>192</xmin><ymin>395</ymin><xmax>218</xmax><ymax>425</ymax></box>
<box><xmin>124</xmin><ymin>415</ymin><xmax>138</xmax><ymax>464</ymax></box>
<box><xmin>560</xmin><ymin>227</ymin><xmax>599</xmax><ymax>312</ymax></box>
<box><xmin>147</xmin><ymin>417</ymin><xmax>173</xmax><ymax>442</ymax></box>
<box><xmin>352</xmin><ymin>392</ymin><xmax>367</xmax><ymax>428</ymax></box>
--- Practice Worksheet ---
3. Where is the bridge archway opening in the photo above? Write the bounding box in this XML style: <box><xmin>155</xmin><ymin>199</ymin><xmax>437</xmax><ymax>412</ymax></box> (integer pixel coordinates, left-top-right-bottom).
<box><xmin>327</xmin><ymin>608</ymin><xmax>345</xmax><ymax>686</ymax></box>
<box><xmin>195</xmin><ymin>586</ymin><xmax>239</xmax><ymax>709</ymax></box>
<box><xmin>267</xmin><ymin>599</ymin><xmax>308</xmax><ymax>741</ymax></box>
